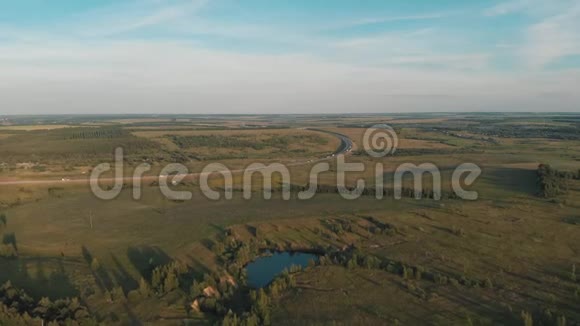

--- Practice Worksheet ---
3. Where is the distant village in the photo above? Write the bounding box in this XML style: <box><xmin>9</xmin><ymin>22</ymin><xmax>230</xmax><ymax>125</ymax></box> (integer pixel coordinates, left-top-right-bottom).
<box><xmin>0</xmin><ymin>117</ymin><xmax>12</xmax><ymax>125</ymax></box>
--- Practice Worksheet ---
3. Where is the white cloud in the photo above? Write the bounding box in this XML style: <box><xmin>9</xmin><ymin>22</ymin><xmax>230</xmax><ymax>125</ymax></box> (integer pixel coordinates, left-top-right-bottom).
<box><xmin>522</xmin><ymin>3</ymin><xmax>580</xmax><ymax>67</ymax></box>
<box><xmin>70</xmin><ymin>0</ymin><xmax>209</xmax><ymax>37</ymax></box>
<box><xmin>484</xmin><ymin>0</ymin><xmax>571</xmax><ymax>17</ymax></box>
<box><xmin>323</xmin><ymin>12</ymin><xmax>454</xmax><ymax>31</ymax></box>
<box><xmin>0</xmin><ymin>40</ymin><xmax>578</xmax><ymax>114</ymax></box>
<box><xmin>484</xmin><ymin>0</ymin><xmax>532</xmax><ymax>16</ymax></box>
<box><xmin>329</xmin><ymin>29</ymin><xmax>491</xmax><ymax>70</ymax></box>
<box><xmin>0</xmin><ymin>1</ymin><xmax>578</xmax><ymax>113</ymax></box>
<box><xmin>332</xmin><ymin>29</ymin><xmax>433</xmax><ymax>49</ymax></box>
<box><xmin>485</xmin><ymin>0</ymin><xmax>580</xmax><ymax>67</ymax></box>
<box><xmin>385</xmin><ymin>54</ymin><xmax>491</xmax><ymax>69</ymax></box>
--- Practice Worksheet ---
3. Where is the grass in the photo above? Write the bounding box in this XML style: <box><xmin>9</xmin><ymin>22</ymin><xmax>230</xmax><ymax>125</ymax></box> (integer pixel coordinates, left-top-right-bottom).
<box><xmin>0</xmin><ymin>126</ymin><xmax>159</xmax><ymax>165</ymax></box>
<box><xmin>0</xmin><ymin>125</ymin><xmax>75</xmax><ymax>131</ymax></box>
<box><xmin>1</xmin><ymin>186</ymin><xmax>426</xmax><ymax>322</ymax></box>
<box><xmin>133</xmin><ymin>128</ymin><xmax>339</xmax><ymax>161</ymax></box>
<box><xmin>268</xmin><ymin>194</ymin><xmax>580</xmax><ymax>324</ymax></box>
<box><xmin>1</xmin><ymin>113</ymin><xmax>579</xmax><ymax>324</ymax></box>
<box><xmin>273</xmin><ymin>265</ymin><xmax>503</xmax><ymax>325</ymax></box>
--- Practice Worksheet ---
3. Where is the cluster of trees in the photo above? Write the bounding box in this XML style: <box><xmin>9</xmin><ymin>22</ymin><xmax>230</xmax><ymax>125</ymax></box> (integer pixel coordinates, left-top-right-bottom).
<box><xmin>188</xmin><ymin>272</ymin><xmax>240</xmax><ymax>319</ymax></box>
<box><xmin>324</xmin><ymin>218</ymin><xmax>355</xmax><ymax>236</ymax></box>
<box><xmin>1</xmin><ymin>127</ymin><xmax>161</xmax><ymax>165</ymax></box>
<box><xmin>520</xmin><ymin>308</ymin><xmax>569</xmax><ymax>326</ymax></box>
<box><xmin>363</xmin><ymin>216</ymin><xmax>397</xmax><ymax>236</ymax></box>
<box><xmin>319</xmin><ymin>247</ymin><xmax>494</xmax><ymax>291</ymax></box>
<box><xmin>537</xmin><ymin>164</ymin><xmax>576</xmax><ymax>198</ymax></box>
<box><xmin>122</xmin><ymin>254</ymin><xmax>241</xmax><ymax>315</ymax></box>
<box><xmin>87</xmin><ymin>257</ymin><xmax>126</xmax><ymax>303</ymax></box>
<box><xmin>62</xmin><ymin>127</ymin><xmax>128</xmax><ymax>140</ymax></box>
<box><xmin>94</xmin><ymin>255</ymin><xmax>243</xmax><ymax>321</ymax></box>
<box><xmin>221</xmin><ymin>270</ymin><xmax>298</xmax><ymax>326</ymax></box>
<box><xmin>92</xmin><ymin>257</ymin><xmax>203</xmax><ymax>305</ymax></box>
<box><xmin>289</xmin><ymin>184</ymin><xmax>457</xmax><ymax>200</ymax></box>
<box><xmin>189</xmin><ymin>231</ymin><xmax>305</xmax><ymax>325</ymax></box>
<box><xmin>0</xmin><ymin>213</ymin><xmax>18</xmax><ymax>258</ymax></box>
<box><xmin>312</xmin><ymin>217</ymin><xmax>397</xmax><ymax>241</ymax></box>
<box><xmin>0</xmin><ymin>281</ymin><xmax>95</xmax><ymax>325</ymax></box>
<box><xmin>446</xmin><ymin>131</ymin><xmax>499</xmax><ymax>144</ymax></box>
<box><xmin>150</xmin><ymin>261</ymin><xmax>188</xmax><ymax>294</ymax></box>
<box><xmin>171</xmin><ymin>134</ymin><xmax>278</xmax><ymax>151</ymax></box>
<box><xmin>371</xmin><ymin>148</ymin><xmax>480</xmax><ymax>157</ymax></box>
<box><xmin>212</xmin><ymin>230</ymin><xmax>319</xmax><ymax>277</ymax></box>
<box><xmin>171</xmin><ymin>134</ymin><xmax>326</xmax><ymax>152</ymax></box>
<box><xmin>212</xmin><ymin>234</ymin><xmax>263</xmax><ymax>278</ymax></box>
<box><xmin>444</xmin><ymin>124</ymin><xmax>580</xmax><ymax>141</ymax></box>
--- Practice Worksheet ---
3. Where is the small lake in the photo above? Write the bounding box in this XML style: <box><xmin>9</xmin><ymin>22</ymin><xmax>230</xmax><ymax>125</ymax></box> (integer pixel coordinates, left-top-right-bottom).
<box><xmin>246</xmin><ymin>251</ymin><xmax>319</xmax><ymax>288</ymax></box>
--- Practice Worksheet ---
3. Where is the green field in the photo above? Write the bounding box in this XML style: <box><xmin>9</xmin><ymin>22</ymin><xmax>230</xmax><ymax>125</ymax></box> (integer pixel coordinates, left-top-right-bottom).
<box><xmin>1</xmin><ymin>113</ymin><xmax>579</xmax><ymax>325</ymax></box>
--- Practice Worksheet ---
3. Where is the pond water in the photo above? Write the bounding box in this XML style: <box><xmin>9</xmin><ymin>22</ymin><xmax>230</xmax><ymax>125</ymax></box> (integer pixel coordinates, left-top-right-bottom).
<box><xmin>245</xmin><ymin>251</ymin><xmax>319</xmax><ymax>288</ymax></box>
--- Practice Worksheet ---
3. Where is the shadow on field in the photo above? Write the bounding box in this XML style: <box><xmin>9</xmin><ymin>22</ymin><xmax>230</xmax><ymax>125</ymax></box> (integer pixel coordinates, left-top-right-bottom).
<box><xmin>81</xmin><ymin>245</ymin><xmax>114</xmax><ymax>292</ymax></box>
<box><xmin>80</xmin><ymin>246</ymin><xmax>149</xmax><ymax>294</ymax></box>
<box><xmin>480</xmin><ymin>168</ymin><xmax>538</xmax><ymax>196</ymax></box>
<box><xmin>437</xmin><ymin>289</ymin><xmax>518</xmax><ymax>324</ymax></box>
<box><xmin>246</xmin><ymin>225</ymin><xmax>259</xmax><ymax>237</ymax></box>
<box><xmin>2</xmin><ymin>232</ymin><xmax>17</xmax><ymax>250</ymax></box>
<box><xmin>0</xmin><ymin>257</ymin><xmax>79</xmax><ymax>300</ymax></box>
<box><xmin>201</xmin><ymin>238</ymin><xmax>215</xmax><ymax>251</ymax></box>
<box><xmin>111</xmin><ymin>254</ymin><xmax>138</xmax><ymax>294</ymax></box>
<box><xmin>563</xmin><ymin>216</ymin><xmax>580</xmax><ymax>225</ymax></box>
<box><xmin>127</xmin><ymin>246</ymin><xmax>171</xmax><ymax>281</ymax></box>
<box><xmin>184</xmin><ymin>254</ymin><xmax>211</xmax><ymax>277</ymax></box>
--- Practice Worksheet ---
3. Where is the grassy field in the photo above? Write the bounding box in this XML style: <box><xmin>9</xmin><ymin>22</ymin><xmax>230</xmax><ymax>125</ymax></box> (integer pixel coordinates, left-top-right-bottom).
<box><xmin>133</xmin><ymin>128</ymin><xmax>339</xmax><ymax>161</ymax></box>
<box><xmin>1</xmin><ymin>113</ymin><xmax>579</xmax><ymax>325</ymax></box>
<box><xmin>0</xmin><ymin>126</ymin><xmax>340</xmax><ymax>182</ymax></box>
<box><xmin>0</xmin><ymin>125</ymin><xmax>76</xmax><ymax>131</ymax></box>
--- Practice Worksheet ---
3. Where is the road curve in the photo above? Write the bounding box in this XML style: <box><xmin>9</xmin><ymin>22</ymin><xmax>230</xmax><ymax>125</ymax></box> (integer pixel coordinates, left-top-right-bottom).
<box><xmin>306</xmin><ymin>128</ymin><xmax>353</xmax><ymax>156</ymax></box>
<box><xmin>0</xmin><ymin>129</ymin><xmax>354</xmax><ymax>186</ymax></box>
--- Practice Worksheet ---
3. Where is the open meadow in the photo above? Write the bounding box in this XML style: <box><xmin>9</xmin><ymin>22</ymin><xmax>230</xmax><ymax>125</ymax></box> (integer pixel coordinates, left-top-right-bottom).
<box><xmin>0</xmin><ymin>113</ymin><xmax>579</xmax><ymax>325</ymax></box>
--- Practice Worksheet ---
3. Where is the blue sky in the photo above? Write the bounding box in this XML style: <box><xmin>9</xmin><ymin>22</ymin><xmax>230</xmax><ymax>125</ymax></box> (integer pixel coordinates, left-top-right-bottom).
<box><xmin>0</xmin><ymin>0</ymin><xmax>579</xmax><ymax>114</ymax></box>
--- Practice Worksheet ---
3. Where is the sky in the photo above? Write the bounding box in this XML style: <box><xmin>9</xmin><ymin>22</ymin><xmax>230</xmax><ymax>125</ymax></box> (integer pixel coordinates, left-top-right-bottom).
<box><xmin>0</xmin><ymin>0</ymin><xmax>579</xmax><ymax>114</ymax></box>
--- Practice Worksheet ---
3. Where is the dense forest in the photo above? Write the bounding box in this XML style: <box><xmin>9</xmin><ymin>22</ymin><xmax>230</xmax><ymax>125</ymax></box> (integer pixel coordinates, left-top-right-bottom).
<box><xmin>537</xmin><ymin>164</ymin><xmax>580</xmax><ymax>198</ymax></box>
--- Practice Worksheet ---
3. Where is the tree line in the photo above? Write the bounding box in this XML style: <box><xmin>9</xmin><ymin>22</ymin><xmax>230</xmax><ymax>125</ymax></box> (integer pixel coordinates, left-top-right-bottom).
<box><xmin>0</xmin><ymin>281</ymin><xmax>96</xmax><ymax>325</ymax></box>
<box><xmin>537</xmin><ymin>164</ymin><xmax>579</xmax><ymax>198</ymax></box>
<box><xmin>170</xmin><ymin>134</ymin><xmax>326</xmax><ymax>151</ymax></box>
<box><xmin>289</xmin><ymin>184</ymin><xmax>458</xmax><ymax>200</ymax></box>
